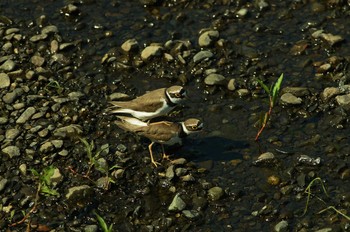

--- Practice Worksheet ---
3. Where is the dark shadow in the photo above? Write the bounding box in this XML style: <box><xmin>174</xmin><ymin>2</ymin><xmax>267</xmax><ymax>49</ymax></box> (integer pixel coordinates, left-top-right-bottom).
<box><xmin>169</xmin><ymin>136</ymin><xmax>249</xmax><ymax>162</ymax></box>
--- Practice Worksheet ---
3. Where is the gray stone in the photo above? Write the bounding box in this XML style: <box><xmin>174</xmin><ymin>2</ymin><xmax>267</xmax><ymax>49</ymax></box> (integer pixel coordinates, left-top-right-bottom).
<box><xmin>2</xmin><ymin>88</ymin><xmax>24</xmax><ymax>103</ymax></box>
<box><xmin>141</xmin><ymin>45</ymin><xmax>163</xmax><ymax>60</ymax></box>
<box><xmin>182</xmin><ymin>210</ymin><xmax>200</xmax><ymax>219</ymax></box>
<box><xmin>0</xmin><ymin>178</ymin><xmax>8</xmax><ymax>192</ymax></box>
<box><xmin>30</xmin><ymin>55</ymin><xmax>45</xmax><ymax>66</ymax></box>
<box><xmin>237</xmin><ymin>88</ymin><xmax>250</xmax><ymax>97</ymax></box>
<box><xmin>280</xmin><ymin>93</ymin><xmax>302</xmax><ymax>105</ymax></box>
<box><xmin>0</xmin><ymin>59</ymin><xmax>16</xmax><ymax>71</ymax></box>
<box><xmin>16</xmin><ymin>107</ymin><xmax>36</xmax><ymax>124</ymax></box>
<box><xmin>30</xmin><ymin>33</ymin><xmax>48</xmax><ymax>42</ymax></box>
<box><xmin>53</xmin><ymin>124</ymin><xmax>83</xmax><ymax>137</ymax></box>
<box><xmin>336</xmin><ymin>94</ymin><xmax>350</xmax><ymax>111</ymax></box>
<box><xmin>40</xmin><ymin>141</ymin><xmax>54</xmax><ymax>153</ymax></box>
<box><xmin>51</xmin><ymin>140</ymin><xmax>64</xmax><ymax>149</ymax></box>
<box><xmin>2</xmin><ymin>146</ymin><xmax>20</xmax><ymax>158</ymax></box>
<box><xmin>198</xmin><ymin>30</ymin><xmax>219</xmax><ymax>47</ymax></box>
<box><xmin>180</xmin><ymin>174</ymin><xmax>195</xmax><ymax>182</ymax></box>
<box><xmin>50</xmin><ymin>168</ymin><xmax>63</xmax><ymax>186</ymax></box>
<box><xmin>41</xmin><ymin>25</ymin><xmax>59</xmax><ymax>35</ymax></box>
<box><xmin>166</xmin><ymin>165</ymin><xmax>175</xmax><ymax>180</ymax></box>
<box><xmin>175</xmin><ymin>168</ymin><xmax>187</xmax><ymax>177</ymax></box>
<box><xmin>19</xmin><ymin>164</ymin><xmax>27</xmax><ymax>176</ymax></box>
<box><xmin>207</xmin><ymin>186</ymin><xmax>224</xmax><ymax>201</ymax></box>
<box><xmin>168</xmin><ymin>193</ymin><xmax>186</xmax><ymax>211</ymax></box>
<box><xmin>0</xmin><ymin>73</ymin><xmax>10</xmax><ymax>88</ymax></box>
<box><xmin>204</xmin><ymin>73</ymin><xmax>226</xmax><ymax>86</ymax></box>
<box><xmin>282</xmin><ymin>87</ymin><xmax>309</xmax><ymax>97</ymax></box>
<box><xmin>227</xmin><ymin>78</ymin><xmax>236</xmax><ymax>91</ymax></box>
<box><xmin>170</xmin><ymin>158</ymin><xmax>187</xmax><ymax>165</ymax></box>
<box><xmin>65</xmin><ymin>185</ymin><xmax>91</xmax><ymax>200</ymax></box>
<box><xmin>84</xmin><ymin>225</ymin><xmax>98</xmax><ymax>232</ymax></box>
<box><xmin>322</xmin><ymin>87</ymin><xmax>340</xmax><ymax>101</ymax></box>
<box><xmin>121</xmin><ymin>39</ymin><xmax>139</xmax><ymax>52</ymax></box>
<box><xmin>274</xmin><ymin>220</ymin><xmax>289</xmax><ymax>232</ymax></box>
<box><xmin>193</xmin><ymin>50</ymin><xmax>213</xmax><ymax>63</ymax></box>
<box><xmin>5</xmin><ymin>128</ymin><xmax>20</xmax><ymax>140</ymax></box>
<box><xmin>0</xmin><ymin>117</ymin><xmax>8</xmax><ymax>124</ymax></box>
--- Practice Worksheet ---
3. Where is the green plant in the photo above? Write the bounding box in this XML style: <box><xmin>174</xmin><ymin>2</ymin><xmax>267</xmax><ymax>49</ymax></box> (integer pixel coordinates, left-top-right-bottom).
<box><xmin>30</xmin><ymin>166</ymin><xmax>59</xmax><ymax>196</ymax></box>
<box><xmin>93</xmin><ymin>210</ymin><xmax>113</xmax><ymax>232</ymax></box>
<box><xmin>303</xmin><ymin>177</ymin><xmax>350</xmax><ymax>221</ymax></box>
<box><xmin>44</xmin><ymin>80</ymin><xmax>63</xmax><ymax>94</ymax></box>
<box><xmin>255</xmin><ymin>73</ymin><xmax>284</xmax><ymax>141</ymax></box>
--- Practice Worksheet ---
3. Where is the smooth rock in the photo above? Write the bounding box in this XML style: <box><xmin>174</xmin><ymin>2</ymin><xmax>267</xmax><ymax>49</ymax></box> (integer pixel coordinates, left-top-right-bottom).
<box><xmin>65</xmin><ymin>185</ymin><xmax>92</xmax><ymax>200</ymax></box>
<box><xmin>237</xmin><ymin>89</ymin><xmax>250</xmax><ymax>97</ymax></box>
<box><xmin>2</xmin><ymin>88</ymin><xmax>24</xmax><ymax>103</ymax></box>
<box><xmin>0</xmin><ymin>73</ymin><xmax>10</xmax><ymax>88</ymax></box>
<box><xmin>0</xmin><ymin>117</ymin><xmax>8</xmax><ymax>124</ymax></box>
<box><xmin>121</xmin><ymin>39</ymin><xmax>139</xmax><ymax>52</ymax></box>
<box><xmin>0</xmin><ymin>59</ymin><xmax>16</xmax><ymax>71</ymax></box>
<box><xmin>282</xmin><ymin>87</ymin><xmax>309</xmax><ymax>97</ymax></box>
<box><xmin>182</xmin><ymin>210</ymin><xmax>200</xmax><ymax>219</ymax></box>
<box><xmin>41</xmin><ymin>25</ymin><xmax>59</xmax><ymax>35</ymax></box>
<box><xmin>141</xmin><ymin>45</ymin><xmax>163</xmax><ymax>60</ymax></box>
<box><xmin>207</xmin><ymin>186</ymin><xmax>224</xmax><ymax>201</ymax></box>
<box><xmin>280</xmin><ymin>93</ymin><xmax>302</xmax><ymax>105</ymax></box>
<box><xmin>168</xmin><ymin>193</ymin><xmax>186</xmax><ymax>211</ymax></box>
<box><xmin>30</xmin><ymin>33</ymin><xmax>48</xmax><ymax>42</ymax></box>
<box><xmin>16</xmin><ymin>107</ymin><xmax>36</xmax><ymax>124</ymax></box>
<box><xmin>5</xmin><ymin>128</ymin><xmax>20</xmax><ymax>140</ymax></box>
<box><xmin>84</xmin><ymin>225</ymin><xmax>98</xmax><ymax>232</ymax></box>
<box><xmin>53</xmin><ymin>124</ymin><xmax>83</xmax><ymax>137</ymax></box>
<box><xmin>193</xmin><ymin>50</ymin><xmax>213</xmax><ymax>63</ymax></box>
<box><xmin>2</xmin><ymin>146</ymin><xmax>20</xmax><ymax>158</ymax></box>
<box><xmin>40</xmin><ymin>141</ymin><xmax>54</xmax><ymax>153</ymax></box>
<box><xmin>322</xmin><ymin>87</ymin><xmax>340</xmax><ymax>101</ymax></box>
<box><xmin>50</xmin><ymin>168</ymin><xmax>63</xmax><ymax>186</ymax></box>
<box><xmin>0</xmin><ymin>178</ymin><xmax>8</xmax><ymax>192</ymax></box>
<box><xmin>31</xmin><ymin>55</ymin><xmax>45</xmax><ymax>66</ymax></box>
<box><xmin>166</xmin><ymin>165</ymin><xmax>175</xmax><ymax>180</ymax></box>
<box><xmin>335</xmin><ymin>94</ymin><xmax>350</xmax><ymax>110</ymax></box>
<box><xmin>227</xmin><ymin>78</ymin><xmax>236</xmax><ymax>91</ymax></box>
<box><xmin>204</xmin><ymin>73</ymin><xmax>226</xmax><ymax>85</ymax></box>
<box><xmin>198</xmin><ymin>30</ymin><xmax>219</xmax><ymax>47</ymax></box>
<box><xmin>274</xmin><ymin>220</ymin><xmax>289</xmax><ymax>232</ymax></box>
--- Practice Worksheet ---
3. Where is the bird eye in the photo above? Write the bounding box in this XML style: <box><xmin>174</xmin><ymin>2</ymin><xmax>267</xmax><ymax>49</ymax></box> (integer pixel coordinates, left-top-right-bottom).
<box><xmin>175</xmin><ymin>93</ymin><xmax>181</xmax><ymax>97</ymax></box>
<box><xmin>192</xmin><ymin>126</ymin><xmax>198</xmax><ymax>130</ymax></box>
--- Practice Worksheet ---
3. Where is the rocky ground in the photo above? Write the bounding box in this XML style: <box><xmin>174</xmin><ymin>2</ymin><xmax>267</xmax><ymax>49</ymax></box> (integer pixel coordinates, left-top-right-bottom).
<box><xmin>1</xmin><ymin>0</ymin><xmax>350</xmax><ymax>231</ymax></box>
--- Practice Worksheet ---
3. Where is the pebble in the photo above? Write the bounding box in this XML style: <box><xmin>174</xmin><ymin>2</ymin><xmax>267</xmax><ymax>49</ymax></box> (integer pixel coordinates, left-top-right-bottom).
<box><xmin>121</xmin><ymin>38</ymin><xmax>139</xmax><ymax>52</ymax></box>
<box><xmin>16</xmin><ymin>106</ymin><xmax>36</xmax><ymax>124</ymax></box>
<box><xmin>253</xmin><ymin>152</ymin><xmax>275</xmax><ymax>166</ymax></box>
<box><xmin>40</xmin><ymin>141</ymin><xmax>54</xmax><ymax>153</ymax></box>
<box><xmin>193</xmin><ymin>50</ymin><xmax>213</xmax><ymax>63</ymax></box>
<box><xmin>65</xmin><ymin>185</ymin><xmax>92</xmax><ymax>200</ymax></box>
<box><xmin>198</xmin><ymin>30</ymin><xmax>219</xmax><ymax>47</ymax></box>
<box><xmin>321</xmin><ymin>87</ymin><xmax>340</xmax><ymax>101</ymax></box>
<box><xmin>296</xmin><ymin>154</ymin><xmax>321</xmax><ymax>166</ymax></box>
<box><xmin>335</xmin><ymin>94</ymin><xmax>350</xmax><ymax>111</ymax></box>
<box><xmin>0</xmin><ymin>178</ymin><xmax>8</xmax><ymax>192</ymax></box>
<box><xmin>170</xmin><ymin>158</ymin><xmax>187</xmax><ymax>165</ymax></box>
<box><xmin>19</xmin><ymin>164</ymin><xmax>27</xmax><ymax>175</ymax></box>
<box><xmin>53</xmin><ymin>124</ymin><xmax>83</xmax><ymax>137</ymax></box>
<box><xmin>207</xmin><ymin>186</ymin><xmax>224</xmax><ymax>201</ymax></box>
<box><xmin>2</xmin><ymin>145</ymin><xmax>20</xmax><ymax>158</ymax></box>
<box><xmin>0</xmin><ymin>73</ymin><xmax>10</xmax><ymax>88</ymax></box>
<box><xmin>41</xmin><ymin>25</ymin><xmax>59</xmax><ymax>35</ymax></box>
<box><xmin>50</xmin><ymin>168</ymin><xmax>63</xmax><ymax>186</ymax></box>
<box><xmin>237</xmin><ymin>88</ymin><xmax>250</xmax><ymax>97</ymax></box>
<box><xmin>280</xmin><ymin>93</ymin><xmax>302</xmax><ymax>105</ymax></box>
<box><xmin>168</xmin><ymin>193</ymin><xmax>186</xmax><ymax>211</ymax></box>
<box><xmin>0</xmin><ymin>59</ymin><xmax>16</xmax><ymax>71</ymax></box>
<box><xmin>274</xmin><ymin>220</ymin><xmax>289</xmax><ymax>232</ymax></box>
<box><xmin>141</xmin><ymin>45</ymin><xmax>163</xmax><ymax>60</ymax></box>
<box><xmin>51</xmin><ymin>139</ymin><xmax>63</xmax><ymax>148</ymax></box>
<box><xmin>29</xmin><ymin>33</ymin><xmax>48</xmax><ymax>42</ymax></box>
<box><xmin>282</xmin><ymin>87</ymin><xmax>309</xmax><ymax>97</ymax></box>
<box><xmin>166</xmin><ymin>165</ymin><xmax>175</xmax><ymax>180</ymax></box>
<box><xmin>30</xmin><ymin>55</ymin><xmax>45</xmax><ymax>66</ymax></box>
<box><xmin>3</xmin><ymin>88</ymin><xmax>24</xmax><ymax>103</ymax></box>
<box><xmin>227</xmin><ymin>78</ymin><xmax>236</xmax><ymax>91</ymax></box>
<box><xmin>0</xmin><ymin>117</ymin><xmax>8</xmax><ymax>124</ymax></box>
<box><xmin>84</xmin><ymin>225</ymin><xmax>98</xmax><ymax>232</ymax></box>
<box><xmin>204</xmin><ymin>73</ymin><xmax>226</xmax><ymax>85</ymax></box>
<box><xmin>182</xmin><ymin>210</ymin><xmax>200</xmax><ymax>219</ymax></box>
<box><xmin>5</xmin><ymin>128</ymin><xmax>20</xmax><ymax>140</ymax></box>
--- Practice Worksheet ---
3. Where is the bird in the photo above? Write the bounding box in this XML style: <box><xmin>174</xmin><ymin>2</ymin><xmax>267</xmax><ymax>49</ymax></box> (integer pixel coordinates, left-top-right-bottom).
<box><xmin>108</xmin><ymin>86</ymin><xmax>187</xmax><ymax>121</ymax></box>
<box><xmin>115</xmin><ymin>116</ymin><xmax>203</xmax><ymax>167</ymax></box>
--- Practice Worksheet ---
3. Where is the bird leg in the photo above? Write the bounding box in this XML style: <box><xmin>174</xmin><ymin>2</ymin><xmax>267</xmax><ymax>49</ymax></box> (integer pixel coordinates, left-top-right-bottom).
<box><xmin>161</xmin><ymin>144</ymin><xmax>172</xmax><ymax>161</ymax></box>
<box><xmin>148</xmin><ymin>142</ymin><xmax>161</xmax><ymax>167</ymax></box>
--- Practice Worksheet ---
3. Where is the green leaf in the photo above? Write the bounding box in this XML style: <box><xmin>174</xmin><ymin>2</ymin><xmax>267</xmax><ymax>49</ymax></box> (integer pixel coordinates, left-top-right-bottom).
<box><xmin>272</xmin><ymin>73</ymin><xmax>284</xmax><ymax>104</ymax></box>
<box><xmin>42</xmin><ymin>166</ymin><xmax>55</xmax><ymax>186</ymax></box>
<box><xmin>30</xmin><ymin>169</ymin><xmax>40</xmax><ymax>177</ymax></box>
<box><xmin>40</xmin><ymin>185</ymin><xmax>59</xmax><ymax>196</ymax></box>
<box><xmin>256</xmin><ymin>79</ymin><xmax>270</xmax><ymax>94</ymax></box>
<box><xmin>94</xmin><ymin>210</ymin><xmax>112</xmax><ymax>232</ymax></box>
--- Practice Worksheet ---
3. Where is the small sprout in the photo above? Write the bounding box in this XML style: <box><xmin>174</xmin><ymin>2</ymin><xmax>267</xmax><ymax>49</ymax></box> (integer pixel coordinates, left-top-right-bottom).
<box><xmin>255</xmin><ymin>73</ymin><xmax>284</xmax><ymax>141</ymax></box>
<box><xmin>93</xmin><ymin>210</ymin><xmax>113</xmax><ymax>232</ymax></box>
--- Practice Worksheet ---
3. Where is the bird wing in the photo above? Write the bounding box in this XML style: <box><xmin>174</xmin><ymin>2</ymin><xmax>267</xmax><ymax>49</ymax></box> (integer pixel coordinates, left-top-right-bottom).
<box><xmin>109</xmin><ymin>88</ymin><xmax>166</xmax><ymax>112</ymax></box>
<box><xmin>136</xmin><ymin>122</ymin><xmax>180</xmax><ymax>143</ymax></box>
